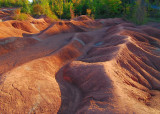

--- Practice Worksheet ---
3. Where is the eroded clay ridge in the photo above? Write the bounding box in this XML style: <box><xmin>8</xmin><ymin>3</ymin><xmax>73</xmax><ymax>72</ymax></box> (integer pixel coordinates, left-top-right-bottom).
<box><xmin>0</xmin><ymin>16</ymin><xmax>160</xmax><ymax>113</ymax></box>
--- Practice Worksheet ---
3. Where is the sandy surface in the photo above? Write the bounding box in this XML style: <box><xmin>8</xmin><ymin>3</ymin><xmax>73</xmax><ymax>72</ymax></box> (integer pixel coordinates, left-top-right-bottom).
<box><xmin>0</xmin><ymin>15</ymin><xmax>160</xmax><ymax>113</ymax></box>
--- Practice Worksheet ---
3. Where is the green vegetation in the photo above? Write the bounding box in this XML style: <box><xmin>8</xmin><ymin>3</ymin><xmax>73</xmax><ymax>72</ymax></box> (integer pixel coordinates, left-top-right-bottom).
<box><xmin>131</xmin><ymin>0</ymin><xmax>147</xmax><ymax>24</ymax></box>
<box><xmin>0</xmin><ymin>0</ymin><xmax>160</xmax><ymax>24</ymax></box>
<box><xmin>12</xmin><ymin>13</ymin><xmax>29</xmax><ymax>21</ymax></box>
<box><xmin>11</xmin><ymin>8</ymin><xmax>28</xmax><ymax>21</ymax></box>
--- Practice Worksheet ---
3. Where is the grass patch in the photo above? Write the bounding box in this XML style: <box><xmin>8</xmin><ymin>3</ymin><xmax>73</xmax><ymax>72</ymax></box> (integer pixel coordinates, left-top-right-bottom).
<box><xmin>46</xmin><ymin>14</ymin><xmax>59</xmax><ymax>21</ymax></box>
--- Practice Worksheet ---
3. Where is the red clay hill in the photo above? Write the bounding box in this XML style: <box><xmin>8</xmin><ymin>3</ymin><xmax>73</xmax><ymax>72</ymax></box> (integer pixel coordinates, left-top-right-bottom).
<box><xmin>0</xmin><ymin>15</ymin><xmax>160</xmax><ymax>114</ymax></box>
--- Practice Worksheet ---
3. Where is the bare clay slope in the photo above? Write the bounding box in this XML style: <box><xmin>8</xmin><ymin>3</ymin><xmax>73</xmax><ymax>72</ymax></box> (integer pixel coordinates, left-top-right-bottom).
<box><xmin>0</xmin><ymin>16</ymin><xmax>160</xmax><ymax>113</ymax></box>
<box><xmin>0</xmin><ymin>18</ymin><xmax>51</xmax><ymax>55</ymax></box>
<box><xmin>0</xmin><ymin>18</ymin><xmax>50</xmax><ymax>39</ymax></box>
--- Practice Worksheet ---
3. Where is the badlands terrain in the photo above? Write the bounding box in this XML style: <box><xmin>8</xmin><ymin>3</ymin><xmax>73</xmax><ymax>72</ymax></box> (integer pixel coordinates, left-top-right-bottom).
<box><xmin>0</xmin><ymin>9</ymin><xmax>160</xmax><ymax>114</ymax></box>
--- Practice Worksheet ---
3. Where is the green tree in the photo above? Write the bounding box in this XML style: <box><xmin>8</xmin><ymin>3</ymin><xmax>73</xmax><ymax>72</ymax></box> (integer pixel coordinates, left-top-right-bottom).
<box><xmin>133</xmin><ymin>0</ymin><xmax>147</xmax><ymax>24</ymax></box>
<box><xmin>21</xmin><ymin>0</ymin><xmax>31</xmax><ymax>14</ymax></box>
<box><xmin>33</xmin><ymin>4</ymin><xmax>43</xmax><ymax>15</ymax></box>
<box><xmin>53</xmin><ymin>0</ymin><xmax>64</xmax><ymax>19</ymax></box>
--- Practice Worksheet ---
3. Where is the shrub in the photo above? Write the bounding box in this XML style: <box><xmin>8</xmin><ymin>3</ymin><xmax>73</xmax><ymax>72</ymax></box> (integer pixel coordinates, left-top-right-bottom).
<box><xmin>46</xmin><ymin>13</ymin><xmax>59</xmax><ymax>21</ymax></box>
<box><xmin>32</xmin><ymin>4</ymin><xmax>43</xmax><ymax>16</ymax></box>
<box><xmin>86</xmin><ymin>9</ymin><xmax>91</xmax><ymax>16</ymax></box>
<box><xmin>12</xmin><ymin>13</ymin><xmax>29</xmax><ymax>21</ymax></box>
<box><xmin>14</xmin><ymin>8</ymin><xmax>21</xmax><ymax>15</ymax></box>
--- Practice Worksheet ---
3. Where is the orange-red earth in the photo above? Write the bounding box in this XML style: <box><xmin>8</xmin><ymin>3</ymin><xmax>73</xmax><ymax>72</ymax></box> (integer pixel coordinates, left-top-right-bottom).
<box><xmin>0</xmin><ymin>15</ymin><xmax>160</xmax><ymax>114</ymax></box>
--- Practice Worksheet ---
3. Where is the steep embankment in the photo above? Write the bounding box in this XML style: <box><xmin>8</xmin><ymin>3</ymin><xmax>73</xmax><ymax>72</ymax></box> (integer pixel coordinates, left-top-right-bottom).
<box><xmin>0</xmin><ymin>16</ymin><xmax>160</xmax><ymax>113</ymax></box>
<box><xmin>0</xmin><ymin>18</ymin><xmax>51</xmax><ymax>55</ymax></box>
<box><xmin>38</xmin><ymin>15</ymin><xmax>100</xmax><ymax>39</ymax></box>
<box><xmin>0</xmin><ymin>18</ymin><xmax>50</xmax><ymax>39</ymax></box>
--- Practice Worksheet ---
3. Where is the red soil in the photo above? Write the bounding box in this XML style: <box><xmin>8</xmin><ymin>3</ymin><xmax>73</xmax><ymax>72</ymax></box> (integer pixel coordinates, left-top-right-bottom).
<box><xmin>0</xmin><ymin>37</ymin><xmax>38</xmax><ymax>55</ymax></box>
<box><xmin>0</xmin><ymin>17</ymin><xmax>50</xmax><ymax>39</ymax></box>
<box><xmin>38</xmin><ymin>21</ymin><xmax>85</xmax><ymax>39</ymax></box>
<box><xmin>0</xmin><ymin>16</ymin><xmax>160</xmax><ymax>113</ymax></box>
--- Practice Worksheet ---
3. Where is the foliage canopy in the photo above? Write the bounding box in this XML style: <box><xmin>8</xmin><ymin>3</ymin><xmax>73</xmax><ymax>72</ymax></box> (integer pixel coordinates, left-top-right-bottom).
<box><xmin>0</xmin><ymin>0</ymin><xmax>160</xmax><ymax>24</ymax></box>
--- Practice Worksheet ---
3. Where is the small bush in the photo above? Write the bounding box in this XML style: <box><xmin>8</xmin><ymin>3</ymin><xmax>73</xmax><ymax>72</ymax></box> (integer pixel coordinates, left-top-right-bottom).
<box><xmin>86</xmin><ymin>9</ymin><xmax>91</xmax><ymax>16</ymax></box>
<box><xmin>12</xmin><ymin>13</ymin><xmax>29</xmax><ymax>21</ymax></box>
<box><xmin>14</xmin><ymin>8</ymin><xmax>21</xmax><ymax>15</ymax></box>
<box><xmin>32</xmin><ymin>4</ymin><xmax>44</xmax><ymax>16</ymax></box>
<box><xmin>47</xmin><ymin>14</ymin><xmax>59</xmax><ymax>21</ymax></box>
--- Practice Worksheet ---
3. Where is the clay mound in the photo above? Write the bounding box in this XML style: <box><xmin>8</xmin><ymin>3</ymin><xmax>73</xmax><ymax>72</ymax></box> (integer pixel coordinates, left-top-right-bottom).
<box><xmin>71</xmin><ymin>15</ymin><xmax>101</xmax><ymax>29</ymax></box>
<box><xmin>0</xmin><ymin>8</ymin><xmax>17</xmax><ymax>21</ymax></box>
<box><xmin>147</xmin><ymin>22</ymin><xmax>160</xmax><ymax>29</ymax></box>
<box><xmin>59</xmin><ymin>23</ymin><xmax>160</xmax><ymax>113</ymax></box>
<box><xmin>98</xmin><ymin>18</ymin><xmax>126</xmax><ymax>27</ymax></box>
<box><xmin>0</xmin><ymin>25</ymin><xmax>28</xmax><ymax>39</ymax></box>
<box><xmin>10</xmin><ymin>21</ymin><xmax>39</xmax><ymax>33</ymax></box>
<box><xmin>71</xmin><ymin>19</ymin><xmax>101</xmax><ymax>30</ymax></box>
<box><xmin>0</xmin><ymin>33</ymin><xmax>86</xmax><ymax>113</ymax></box>
<box><xmin>0</xmin><ymin>11</ymin><xmax>8</xmax><ymax>19</ymax></box>
<box><xmin>30</xmin><ymin>18</ymin><xmax>50</xmax><ymax>31</ymax></box>
<box><xmin>0</xmin><ymin>19</ymin><xmax>49</xmax><ymax>39</ymax></box>
<box><xmin>0</xmin><ymin>17</ymin><xmax>160</xmax><ymax>114</ymax></box>
<box><xmin>0</xmin><ymin>10</ymin><xmax>5</xmax><ymax>15</ymax></box>
<box><xmin>139</xmin><ymin>25</ymin><xmax>160</xmax><ymax>39</ymax></box>
<box><xmin>38</xmin><ymin>21</ymin><xmax>86</xmax><ymax>39</ymax></box>
<box><xmin>72</xmin><ymin>15</ymin><xmax>93</xmax><ymax>21</ymax></box>
<box><xmin>0</xmin><ymin>37</ymin><xmax>38</xmax><ymax>55</ymax></box>
<box><xmin>38</xmin><ymin>16</ymin><xmax>101</xmax><ymax>39</ymax></box>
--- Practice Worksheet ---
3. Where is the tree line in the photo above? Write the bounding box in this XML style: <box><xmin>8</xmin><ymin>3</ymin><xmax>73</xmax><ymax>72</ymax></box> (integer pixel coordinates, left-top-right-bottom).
<box><xmin>0</xmin><ymin>0</ymin><xmax>160</xmax><ymax>24</ymax></box>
